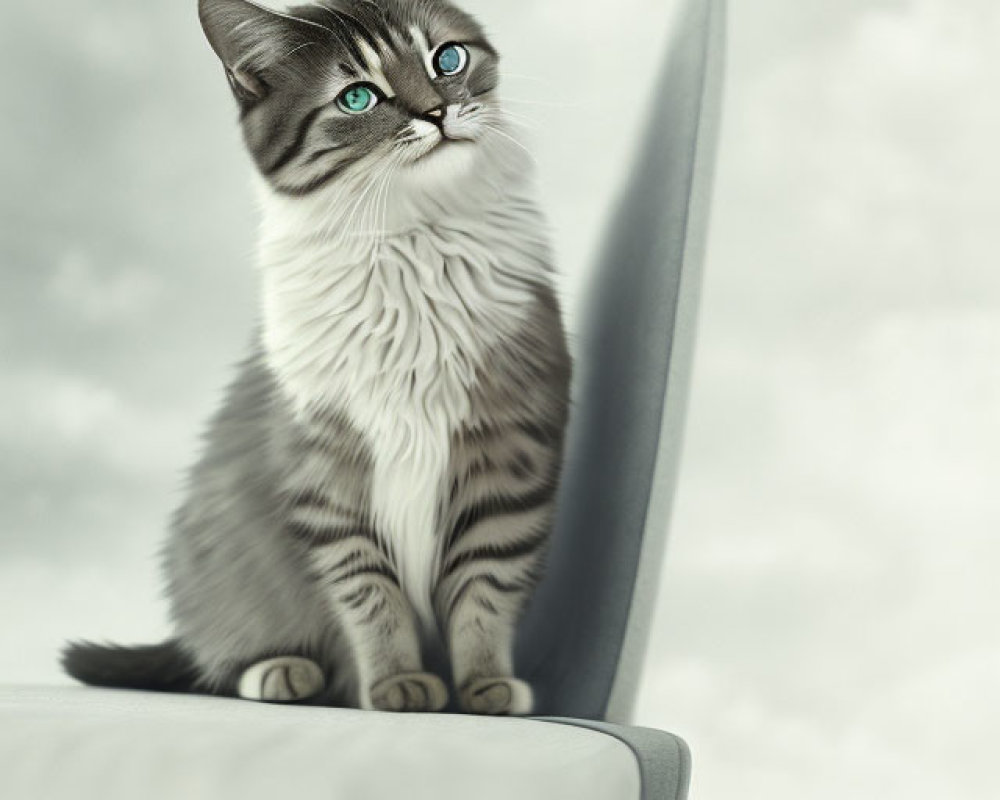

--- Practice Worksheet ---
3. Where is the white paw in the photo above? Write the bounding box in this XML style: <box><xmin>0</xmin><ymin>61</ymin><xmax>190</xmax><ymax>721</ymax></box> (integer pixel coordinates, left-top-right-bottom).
<box><xmin>367</xmin><ymin>671</ymin><xmax>449</xmax><ymax>712</ymax></box>
<box><xmin>460</xmin><ymin>676</ymin><xmax>533</xmax><ymax>716</ymax></box>
<box><xmin>238</xmin><ymin>656</ymin><xmax>325</xmax><ymax>703</ymax></box>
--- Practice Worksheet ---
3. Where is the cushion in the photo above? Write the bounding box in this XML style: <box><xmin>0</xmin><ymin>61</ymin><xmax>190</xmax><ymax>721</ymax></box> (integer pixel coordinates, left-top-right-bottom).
<box><xmin>0</xmin><ymin>687</ymin><xmax>643</xmax><ymax>800</ymax></box>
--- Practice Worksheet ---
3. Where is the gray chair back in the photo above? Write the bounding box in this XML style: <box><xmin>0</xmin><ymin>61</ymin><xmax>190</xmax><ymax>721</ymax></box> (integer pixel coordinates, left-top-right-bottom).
<box><xmin>516</xmin><ymin>0</ymin><xmax>726</xmax><ymax>723</ymax></box>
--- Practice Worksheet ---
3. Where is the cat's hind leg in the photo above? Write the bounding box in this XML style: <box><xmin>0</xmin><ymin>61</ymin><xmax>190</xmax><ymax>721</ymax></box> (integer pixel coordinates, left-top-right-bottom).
<box><xmin>237</xmin><ymin>656</ymin><xmax>326</xmax><ymax>703</ymax></box>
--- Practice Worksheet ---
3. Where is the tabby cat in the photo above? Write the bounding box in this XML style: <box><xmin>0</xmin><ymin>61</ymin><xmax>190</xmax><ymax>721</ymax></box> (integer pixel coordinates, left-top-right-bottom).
<box><xmin>63</xmin><ymin>0</ymin><xmax>571</xmax><ymax>716</ymax></box>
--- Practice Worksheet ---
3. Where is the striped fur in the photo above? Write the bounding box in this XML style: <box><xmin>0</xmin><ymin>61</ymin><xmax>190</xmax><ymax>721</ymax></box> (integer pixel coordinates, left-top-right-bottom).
<box><xmin>63</xmin><ymin>0</ymin><xmax>570</xmax><ymax>717</ymax></box>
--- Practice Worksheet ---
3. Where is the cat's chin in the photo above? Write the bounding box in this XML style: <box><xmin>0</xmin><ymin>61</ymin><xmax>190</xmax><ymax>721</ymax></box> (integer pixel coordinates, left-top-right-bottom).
<box><xmin>403</xmin><ymin>138</ymin><xmax>479</xmax><ymax>184</ymax></box>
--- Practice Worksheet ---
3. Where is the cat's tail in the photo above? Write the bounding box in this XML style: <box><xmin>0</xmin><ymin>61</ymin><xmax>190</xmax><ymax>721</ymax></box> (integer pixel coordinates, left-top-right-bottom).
<box><xmin>61</xmin><ymin>639</ymin><xmax>200</xmax><ymax>693</ymax></box>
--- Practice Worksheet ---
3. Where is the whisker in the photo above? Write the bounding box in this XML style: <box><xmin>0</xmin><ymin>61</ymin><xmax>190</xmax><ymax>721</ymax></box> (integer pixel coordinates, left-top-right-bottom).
<box><xmin>501</xmin><ymin>97</ymin><xmax>581</xmax><ymax>109</ymax></box>
<box><xmin>480</xmin><ymin>123</ymin><xmax>536</xmax><ymax>163</ymax></box>
<box><xmin>346</xmin><ymin>150</ymin><xmax>405</xmax><ymax>240</ymax></box>
<box><xmin>494</xmin><ymin>109</ymin><xmax>539</xmax><ymax>131</ymax></box>
<box><xmin>278</xmin><ymin>41</ymin><xmax>318</xmax><ymax>62</ymax></box>
<box><xmin>373</xmin><ymin>152</ymin><xmax>404</xmax><ymax>242</ymax></box>
<box><xmin>341</xmin><ymin>162</ymin><xmax>393</xmax><ymax>241</ymax></box>
<box><xmin>271</xmin><ymin>8</ymin><xmax>340</xmax><ymax>40</ymax></box>
<box><xmin>361</xmin><ymin>154</ymin><xmax>396</xmax><ymax>238</ymax></box>
<box><xmin>499</xmin><ymin>72</ymin><xmax>558</xmax><ymax>85</ymax></box>
<box><xmin>313</xmin><ymin>163</ymin><xmax>384</xmax><ymax>246</ymax></box>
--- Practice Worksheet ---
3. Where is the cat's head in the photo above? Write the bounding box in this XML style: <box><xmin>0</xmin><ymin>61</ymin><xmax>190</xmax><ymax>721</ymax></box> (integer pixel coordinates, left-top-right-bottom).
<box><xmin>199</xmin><ymin>0</ymin><xmax>513</xmax><ymax>207</ymax></box>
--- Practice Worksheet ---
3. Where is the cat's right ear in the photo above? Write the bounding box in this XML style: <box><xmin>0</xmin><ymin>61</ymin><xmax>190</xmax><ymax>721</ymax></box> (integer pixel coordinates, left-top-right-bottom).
<box><xmin>198</xmin><ymin>0</ymin><xmax>319</xmax><ymax>106</ymax></box>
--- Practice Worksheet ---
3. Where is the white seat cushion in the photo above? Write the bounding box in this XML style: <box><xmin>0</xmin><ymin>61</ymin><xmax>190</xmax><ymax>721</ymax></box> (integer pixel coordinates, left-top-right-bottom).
<box><xmin>0</xmin><ymin>686</ymin><xmax>640</xmax><ymax>800</ymax></box>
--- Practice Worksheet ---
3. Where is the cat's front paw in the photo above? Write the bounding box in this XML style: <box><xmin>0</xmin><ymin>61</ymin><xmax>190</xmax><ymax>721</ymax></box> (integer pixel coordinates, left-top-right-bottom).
<box><xmin>368</xmin><ymin>671</ymin><xmax>449</xmax><ymax>712</ymax></box>
<box><xmin>459</xmin><ymin>676</ymin><xmax>533</xmax><ymax>716</ymax></box>
<box><xmin>237</xmin><ymin>656</ymin><xmax>326</xmax><ymax>703</ymax></box>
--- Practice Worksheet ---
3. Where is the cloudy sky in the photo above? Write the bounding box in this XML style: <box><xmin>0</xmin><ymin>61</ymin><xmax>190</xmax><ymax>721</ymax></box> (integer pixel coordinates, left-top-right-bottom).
<box><xmin>1</xmin><ymin>1</ymin><xmax>997</xmax><ymax>798</ymax></box>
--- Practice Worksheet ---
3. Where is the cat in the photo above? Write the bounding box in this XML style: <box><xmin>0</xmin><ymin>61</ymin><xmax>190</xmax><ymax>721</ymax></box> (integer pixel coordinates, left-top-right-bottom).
<box><xmin>62</xmin><ymin>0</ymin><xmax>571</xmax><ymax>716</ymax></box>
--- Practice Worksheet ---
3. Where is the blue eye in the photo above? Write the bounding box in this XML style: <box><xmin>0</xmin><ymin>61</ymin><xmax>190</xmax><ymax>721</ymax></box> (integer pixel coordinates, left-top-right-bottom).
<box><xmin>434</xmin><ymin>44</ymin><xmax>468</xmax><ymax>76</ymax></box>
<box><xmin>337</xmin><ymin>83</ymin><xmax>379</xmax><ymax>114</ymax></box>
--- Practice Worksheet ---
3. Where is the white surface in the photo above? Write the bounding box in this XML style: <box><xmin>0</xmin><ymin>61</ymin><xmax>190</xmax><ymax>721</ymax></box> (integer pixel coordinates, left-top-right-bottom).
<box><xmin>0</xmin><ymin>686</ymin><xmax>640</xmax><ymax>800</ymax></box>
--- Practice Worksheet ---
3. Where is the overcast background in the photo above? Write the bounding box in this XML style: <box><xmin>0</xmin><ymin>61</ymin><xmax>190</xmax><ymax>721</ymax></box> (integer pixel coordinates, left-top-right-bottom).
<box><xmin>1</xmin><ymin>1</ymin><xmax>997</xmax><ymax>798</ymax></box>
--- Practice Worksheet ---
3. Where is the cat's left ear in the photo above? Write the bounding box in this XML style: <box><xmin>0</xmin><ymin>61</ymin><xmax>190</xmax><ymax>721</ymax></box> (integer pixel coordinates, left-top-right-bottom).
<box><xmin>198</xmin><ymin>0</ymin><xmax>321</xmax><ymax>105</ymax></box>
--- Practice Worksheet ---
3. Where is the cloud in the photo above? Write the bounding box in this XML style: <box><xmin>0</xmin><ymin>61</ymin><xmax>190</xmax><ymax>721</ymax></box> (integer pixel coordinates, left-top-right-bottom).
<box><xmin>633</xmin><ymin>1</ymin><xmax>1000</xmax><ymax>797</ymax></box>
<box><xmin>47</xmin><ymin>249</ymin><xmax>163</xmax><ymax>326</ymax></box>
<box><xmin>0</xmin><ymin>367</ymin><xmax>194</xmax><ymax>477</ymax></box>
<box><xmin>0</xmin><ymin>366</ymin><xmax>197</xmax><ymax>562</ymax></box>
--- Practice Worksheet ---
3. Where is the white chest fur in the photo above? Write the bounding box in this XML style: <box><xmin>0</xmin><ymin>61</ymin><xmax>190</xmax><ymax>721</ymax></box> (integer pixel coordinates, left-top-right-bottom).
<box><xmin>259</xmin><ymin>213</ymin><xmax>543</xmax><ymax>627</ymax></box>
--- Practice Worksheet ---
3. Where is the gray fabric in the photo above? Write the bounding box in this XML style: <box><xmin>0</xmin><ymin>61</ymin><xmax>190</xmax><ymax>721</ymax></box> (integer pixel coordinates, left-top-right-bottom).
<box><xmin>541</xmin><ymin>717</ymin><xmax>691</xmax><ymax>800</ymax></box>
<box><xmin>0</xmin><ymin>687</ymin><xmax>643</xmax><ymax>800</ymax></box>
<box><xmin>516</xmin><ymin>0</ymin><xmax>726</xmax><ymax>722</ymax></box>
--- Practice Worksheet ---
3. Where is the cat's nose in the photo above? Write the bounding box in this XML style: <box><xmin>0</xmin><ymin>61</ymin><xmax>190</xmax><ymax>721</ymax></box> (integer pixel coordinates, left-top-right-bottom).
<box><xmin>418</xmin><ymin>105</ymin><xmax>446</xmax><ymax>127</ymax></box>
